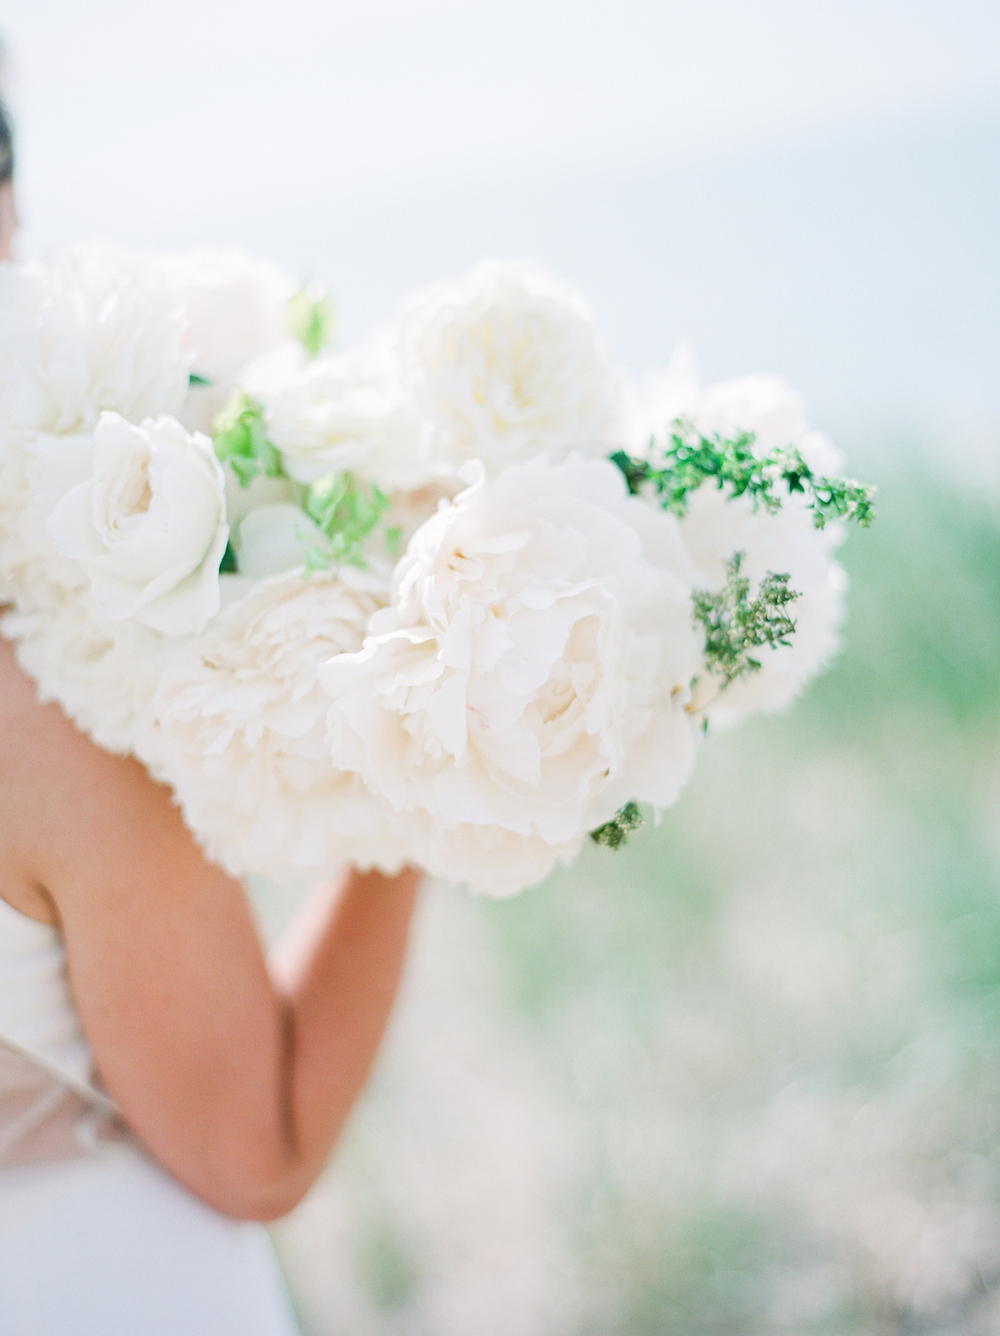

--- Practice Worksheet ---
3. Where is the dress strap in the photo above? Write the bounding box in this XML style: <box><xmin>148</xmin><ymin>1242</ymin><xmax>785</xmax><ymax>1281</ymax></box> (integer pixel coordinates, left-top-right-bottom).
<box><xmin>0</xmin><ymin>1035</ymin><xmax>130</xmax><ymax>1168</ymax></box>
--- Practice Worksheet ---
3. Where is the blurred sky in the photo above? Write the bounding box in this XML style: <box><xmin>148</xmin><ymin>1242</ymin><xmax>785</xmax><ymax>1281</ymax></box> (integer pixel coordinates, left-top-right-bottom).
<box><xmin>2</xmin><ymin>0</ymin><xmax>998</xmax><ymax>450</ymax></box>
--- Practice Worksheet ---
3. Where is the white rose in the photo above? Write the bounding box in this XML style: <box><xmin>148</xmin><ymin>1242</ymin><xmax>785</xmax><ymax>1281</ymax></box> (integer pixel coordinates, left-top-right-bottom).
<box><xmin>321</xmin><ymin>456</ymin><xmax>702</xmax><ymax>897</ymax></box>
<box><xmin>241</xmin><ymin>334</ymin><xmax>430</xmax><ymax>490</ymax></box>
<box><xmin>0</xmin><ymin>242</ymin><xmax>190</xmax><ymax>435</ymax></box>
<box><xmin>637</xmin><ymin>348</ymin><xmax>847</xmax><ymax>726</ymax></box>
<box><xmin>0</xmin><ymin>431</ymin><xmax>181</xmax><ymax>754</ymax></box>
<box><xmin>48</xmin><ymin>413</ymin><xmax>229</xmax><ymax>635</ymax></box>
<box><xmin>152</xmin><ymin>247</ymin><xmax>298</xmax><ymax>435</ymax></box>
<box><xmin>135</xmin><ymin>569</ymin><xmax>409</xmax><ymax>880</ymax></box>
<box><xmin>401</xmin><ymin>260</ymin><xmax>623</xmax><ymax>476</ymax></box>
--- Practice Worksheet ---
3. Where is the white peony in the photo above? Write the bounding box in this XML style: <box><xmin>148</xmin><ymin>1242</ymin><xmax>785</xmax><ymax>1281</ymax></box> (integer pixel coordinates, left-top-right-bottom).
<box><xmin>135</xmin><ymin>569</ymin><xmax>410</xmax><ymax>880</ymax></box>
<box><xmin>1</xmin><ymin>431</ymin><xmax>95</xmax><ymax>612</ymax></box>
<box><xmin>381</xmin><ymin>479</ymin><xmax>461</xmax><ymax>535</ymax></box>
<box><xmin>321</xmin><ymin>456</ymin><xmax>702</xmax><ymax>897</ymax></box>
<box><xmin>401</xmin><ymin>260</ymin><xmax>623</xmax><ymax>476</ymax></box>
<box><xmin>681</xmin><ymin>487</ymin><xmax>847</xmax><ymax>727</ymax></box>
<box><xmin>241</xmin><ymin>334</ymin><xmax>431</xmax><ymax>490</ymax></box>
<box><xmin>640</xmin><ymin>349</ymin><xmax>847</xmax><ymax>727</ymax></box>
<box><xmin>640</xmin><ymin>344</ymin><xmax>844</xmax><ymax>476</ymax></box>
<box><xmin>48</xmin><ymin>413</ymin><xmax>229</xmax><ymax>635</ymax></box>
<box><xmin>0</xmin><ymin>242</ymin><xmax>190</xmax><ymax>435</ymax></box>
<box><xmin>0</xmin><ymin>448</ymin><xmax>23</xmax><ymax>606</ymax></box>
<box><xmin>3</xmin><ymin>596</ymin><xmax>178</xmax><ymax>756</ymax></box>
<box><xmin>154</xmin><ymin>247</ymin><xmax>298</xmax><ymax>435</ymax></box>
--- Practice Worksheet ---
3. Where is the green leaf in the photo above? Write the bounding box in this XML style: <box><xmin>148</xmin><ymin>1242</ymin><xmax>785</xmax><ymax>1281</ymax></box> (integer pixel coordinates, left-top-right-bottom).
<box><xmin>212</xmin><ymin>389</ymin><xmax>285</xmax><ymax>488</ymax></box>
<box><xmin>608</xmin><ymin>449</ymin><xmax>652</xmax><ymax>497</ymax></box>
<box><xmin>609</xmin><ymin>425</ymin><xmax>876</xmax><ymax>529</ymax></box>
<box><xmin>218</xmin><ymin>539</ymin><xmax>238</xmax><ymax>574</ymax></box>
<box><xmin>590</xmin><ymin>801</ymin><xmax>645</xmax><ymax>850</ymax></box>
<box><xmin>301</xmin><ymin>472</ymin><xmax>392</xmax><ymax>570</ymax></box>
<box><xmin>288</xmin><ymin>284</ymin><xmax>335</xmax><ymax>357</ymax></box>
<box><xmin>188</xmin><ymin>372</ymin><xmax>213</xmax><ymax>387</ymax></box>
<box><xmin>302</xmin><ymin>544</ymin><xmax>333</xmax><ymax>574</ymax></box>
<box><xmin>692</xmin><ymin>551</ymin><xmax>800</xmax><ymax>688</ymax></box>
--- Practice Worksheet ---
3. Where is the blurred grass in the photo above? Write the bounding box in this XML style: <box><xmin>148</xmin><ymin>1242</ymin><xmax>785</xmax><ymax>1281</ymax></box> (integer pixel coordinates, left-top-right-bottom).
<box><xmin>493</xmin><ymin>458</ymin><xmax>1000</xmax><ymax>997</ymax></box>
<box><xmin>273</xmin><ymin>454</ymin><xmax>1000</xmax><ymax>1336</ymax></box>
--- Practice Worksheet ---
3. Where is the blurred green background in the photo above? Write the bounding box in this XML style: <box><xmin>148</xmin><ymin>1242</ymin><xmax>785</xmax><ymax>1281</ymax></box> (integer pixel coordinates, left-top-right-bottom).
<box><xmin>263</xmin><ymin>460</ymin><xmax>1000</xmax><ymax>1335</ymax></box>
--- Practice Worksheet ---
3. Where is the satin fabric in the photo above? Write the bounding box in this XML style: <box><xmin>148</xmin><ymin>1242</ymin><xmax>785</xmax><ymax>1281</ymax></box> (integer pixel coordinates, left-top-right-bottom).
<box><xmin>0</xmin><ymin>896</ymin><xmax>301</xmax><ymax>1335</ymax></box>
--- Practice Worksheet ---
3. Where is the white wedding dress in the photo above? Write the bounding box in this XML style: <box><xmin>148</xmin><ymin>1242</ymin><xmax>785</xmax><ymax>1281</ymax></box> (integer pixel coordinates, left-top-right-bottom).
<box><xmin>0</xmin><ymin>895</ymin><xmax>301</xmax><ymax>1335</ymax></box>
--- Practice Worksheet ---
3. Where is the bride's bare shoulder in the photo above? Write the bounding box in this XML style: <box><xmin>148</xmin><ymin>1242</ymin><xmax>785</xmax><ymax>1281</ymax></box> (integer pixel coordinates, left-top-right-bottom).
<box><xmin>0</xmin><ymin>634</ymin><xmax>68</xmax><ymax>734</ymax></box>
<box><xmin>0</xmin><ymin>635</ymin><xmax>140</xmax><ymax>772</ymax></box>
<box><xmin>0</xmin><ymin>634</ymin><xmax>102</xmax><ymax>779</ymax></box>
<box><xmin>0</xmin><ymin>633</ymin><xmax>36</xmax><ymax>712</ymax></box>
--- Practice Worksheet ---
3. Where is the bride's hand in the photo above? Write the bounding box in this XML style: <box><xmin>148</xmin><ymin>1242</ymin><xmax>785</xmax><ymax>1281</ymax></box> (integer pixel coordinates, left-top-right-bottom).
<box><xmin>0</xmin><ymin>637</ymin><xmax>422</xmax><ymax>1220</ymax></box>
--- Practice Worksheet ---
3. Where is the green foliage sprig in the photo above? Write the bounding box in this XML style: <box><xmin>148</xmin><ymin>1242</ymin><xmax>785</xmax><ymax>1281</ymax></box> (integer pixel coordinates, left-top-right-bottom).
<box><xmin>218</xmin><ymin>540</ymin><xmax>238</xmax><ymax>574</ymax></box>
<box><xmin>693</xmin><ymin>552</ymin><xmax>800</xmax><ymax>687</ymax></box>
<box><xmin>589</xmin><ymin>556</ymin><xmax>799</xmax><ymax>851</ymax></box>
<box><xmin>590</xmin><ymin>801</ymin><xmax>644</xmax><ymax>850</ymax></box>
<box><xmin>211</xmin><ymin>390</ymin><xmax>395</xmax><ymax>574</ymax></box>
<box><xmin>212</xmin><ymin>390</ymin><xmax>285</xmax><ymax>488</ymax></box>
<box><xmin>288</xmin><ymin>284</ymin><xmax>335</xmax><ymax>358</ymax></box>
<box><xmin>610</xmin><ymin>425</ymin><xmax>875</xmax><ymax>530</ymax></box>
<box><xmin>301</xmin><ymin>472</ymin><xmax>391</xmax><ymax>572</ymax></box>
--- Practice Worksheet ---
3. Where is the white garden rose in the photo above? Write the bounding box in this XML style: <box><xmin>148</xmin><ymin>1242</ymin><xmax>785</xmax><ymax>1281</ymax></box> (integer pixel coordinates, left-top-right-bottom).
<box><xmin>401</xmin><ymin>260</ymin><xmax>623</xmax><ymax>476</ymax></box>
<box><xmin>0</xmin><ymin>430</ymin><xmax>172</xmax><ymax>756</ymax></box>
<box><xmin>321</xmin><ymin>456</ymin><xmax>702</xmax><ymax>897</ymax></box>
<box><xmin>0</xmin><ymin>242</ymin><xmax>190</xmax><ymax>435</ymax></box>
<box><xmin>153</xmin><ymin>247</ymin><xmax>298</xmax><ymax>435</ymax></box>
<box><xmin>48</xmin><ymin>413</ymin><xmax>229</xmax><ymax>635</ymax></box>
<box><xmin>241</xmin><ymin>334</ymin><xmax>430</xmax><ymax>490</ymax></box>
<box><xmin>639</xmin><ymin>349</ymin><xmax>847</xmax><ymax>726</ymax></box>
<box><xmin>135</xmin><ymin>569</ymin><xmax>410</xmax><ymax>880</ymax></box>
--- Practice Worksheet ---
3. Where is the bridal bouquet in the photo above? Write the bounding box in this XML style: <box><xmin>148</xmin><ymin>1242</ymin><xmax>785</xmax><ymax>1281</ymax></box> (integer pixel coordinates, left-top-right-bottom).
<box><xmin>0</xmin><ymin>243</ymin><xmax>873</xmax><ymax>896</ymax></box>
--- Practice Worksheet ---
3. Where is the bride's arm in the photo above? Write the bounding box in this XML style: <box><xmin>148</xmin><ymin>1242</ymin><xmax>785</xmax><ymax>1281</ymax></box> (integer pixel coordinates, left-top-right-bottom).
<box><xmin>0</xmin><ymin>641</ymin><xmax>421</xmax><ymax>1221</ymax></box>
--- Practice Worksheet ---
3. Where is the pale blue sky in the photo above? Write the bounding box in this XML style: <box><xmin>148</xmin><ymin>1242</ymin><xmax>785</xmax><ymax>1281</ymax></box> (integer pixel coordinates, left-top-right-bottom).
<box><xmin>2</xmin><ymin>1</ymin><xmax>998</xmax><ymax>454</ymax></box>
